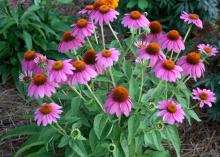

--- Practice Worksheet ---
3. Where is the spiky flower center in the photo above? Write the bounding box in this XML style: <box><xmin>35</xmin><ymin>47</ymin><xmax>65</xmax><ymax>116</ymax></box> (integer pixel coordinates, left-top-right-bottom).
<box><xmin>40</xmin><ymin>104</ymin><xmax>52</xmax><ymax>115</ymax></box>
<box><xmin>24</xmin><ymin>50</ymin><xmax>36</xmax><ymax>61</ymax></box>
<box><xmin>62</xmin><ymin>31</ymin><xmax>74</xmax><ymax>41</ymax></box>
<box><xmin>167</xmin><ymin>30</ymin><xmax>180</xmax><ymax>40</ymax></box>
<box><xmin>52</xmin><ymin>61</ymin><xmax>64</xmax><ymax>71</ymax></box>
<box><xmin>23</xmin><ymin>76</ymin><xmax>31</xmax><ymax>82</ymax></box>
<box><xmin>99</xmin><ymin>5</ymin><xmax>110</xmax><ymax>14</ymax></box>
<box><xmin>102</xmin><ymin>50</ymin><xmax>112</xmax><ymax>57</ymax></box>
<box><xmin>149</xmin><ymin>21</ymin><xmax>162</xmax><ymax>34</ymax></box>
<box><xmin>130</xmin><ymin>11</ymin><xmax>141</xmax><ymax>19</ymax></box>
<box><xmin>167</xmin><ymin>104</ymin><xmax>177</xmax><ymax>113</ymax></box>
<box><xmin>204</xmin><ymin>47</ymin><xmax>212</xmax><ymax>54</ymax></box>
<box><xmin>146</xmin><ymin>42</ymin><xmax>160</xmax><ymax>55</ymax></box>
<box><xmin>112</xmin><ymin>86</ymin><xmax>129</xmax><ymax>102</ymax></box>
<box><xmin>189</xmin><ymin>13</ymin><xmax>199</xmax><ymax>20</ymax></box>
<box><xmin>83</xmin><ymin>49</ymin><xmax>97</xmax><ymax>65</ymax></box>
<box><xmin>163</xmin><ymin>60</ymin><xmax>175</xmax><ymax>70</ymax></box>
<box><xmin>76</xmin><ymin>19</ymin><xmax>88</xmax><ymax>28</ymax></box>
<box><xmin>199</xmin><ymin>92</ymin><xmax>208</xmax><ymax>100</ymax></box>
<box><xmin>93</xmin><ymin>0</ymin><xmax>105</xmax><ymax>8</ymax></box>
<box><xmin>33</xmin><ymin>74</ymin><xmax>47</xmax><ymax>86</ymax></box>
<box><xmin>186</xmin><ymin>52</ymin><xmax>200</xmax><ymax>65</ymax></box>
<box><xmin>73</xmin><ymin>60</ymin><xmax>86</xmax><ymax>72</ymax></box>
<box><xmin>85</xmin><ymin>5</ymin><xmax>94</xmax><ymax>10</ymax></box>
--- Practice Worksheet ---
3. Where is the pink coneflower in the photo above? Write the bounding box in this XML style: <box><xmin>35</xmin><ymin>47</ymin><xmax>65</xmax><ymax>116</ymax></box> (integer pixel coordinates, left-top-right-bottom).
<box><xmin>156</xmin><ymin>100</ymin><xmax>185</xmax><ymax>125</ymax></box>
<box><xmin>177</xmin><ymin>52</ymin><xmax>205</xmax><ymax>79</ymax></box>
<box><xmin>122</xmin><ymin>11</ymin><xmax>150</xmax><ymax>30</ymax></box>
<box><xmin>78</xmin><ymin>5</ymin><xmax>95</xmax><ymax>15</ymax></box>
<box><xmin>58</xmin><ymin>31</ymin><xmax>84</xmax><ymax>53</ymax></box>
<box><xmin>96</xmin><ymin>48</ymin><xmax>120</xmax><ymax>68</ymax></box>
<box><xmin>134</xmin><ymin>40</ymin><xmax>148</xmax><ymax>49</ymax></box>
<box><xmin>83</xmin><ymin>49</ymin><xmax>106</xmax><ymax>74</ymax></box>
<box><xmin>69</xmin><ymin>60</ymin><xmax>97</xmax><ymax>85</ymax></box>
<box><xmin>192</xmin><ymin>88</ymin><xmax>216</xmax><ymax>108</ymax></box>
<box><xmin>154</xmin><ymin>59</ymin><xmax>183</xmax><ymax>82</ymax></box>
<box><xmin>147</xmin><ymin>21</ymin><xmax>164</xmax><ymax>43</ymax></box>
<box><xmin>137</xmin><ymin>42</ymin><xmax>165</xmax><ymax>67</ymax></box>
<box><xmin>21</xmin><ymin>50</ymin><xmax>38</xmax><ymax>71</ymax></box>
<box><xmin>35</xmin><ymin>103</ymin><xmax>62</xmax><ymax>126</ymax></box>
<box><xmin>34</xmin><ymin>53</ymin><xmax>47</xmax><ymax>66</ymax></box>
<box><xmin>90</xmin><ymin>5</ymin><xmax>119</xmax><ymax>25</ymax></box>
<box><xmin>8</xmin><ymin>0</ymin><xmax>19</xmax><ymax>8</ymax></box>
<box><xmin>19</xmin><ymin>71</ymin><xmax>32</xmax><ymax>83</ymax></box>
<box><xmin>28</xmin><ymin>74</ymin><xmax>58</xmax><ymax>99</ymax></box>
<box><xmin>48</xmin><ymin>60</ymin><xmax>74</xmax><ymax>83</ymax></box>
<box><xmin>197</xmin><ymin>44</ymin><xmax>218</xmax><ymax>56</ymax></box>
<box><xmin>180</xmin><ymin>11</ymin><xmax>203</xmax><ymax>29</ymax></box>
<box><xmin>71</xmin><ymin>18</ymin><xmax>95</xmax><ymax>38</ymax></box>
<box><xmin>159</xmin><ymin>30</ymin><xmax>185</xmax><ymax>53</ymax></box>
<box><xmin>104</xmin><ymin>86</ymin><xmax>132</xmax><ymax>117</ymax></box>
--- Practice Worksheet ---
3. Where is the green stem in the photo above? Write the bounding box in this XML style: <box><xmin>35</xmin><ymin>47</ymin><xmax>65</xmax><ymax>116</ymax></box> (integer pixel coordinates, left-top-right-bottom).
<box><xmin>183</xmin><ymin>25</ymin><xmax>192</xmax><ymax>42</ymax></box>
<box><xmin>108</xmin><ymin>24</ymin><xmax>123</xmax><ymax>48</ymax></box>
<box><xmin>73</xmin><ymin>50</ymin><xmax>79</xmax><ymax>60</ymax></box>
<box><xmin>94</xmin><ymin>27</ymin><xmax>99</xmax><ymax>44</ymax></box>
<box><xmin>109</xmin><ymin>67</ymin><xmax>116</xmax><ymax>87</ymax></box>
<box><xmin>138</xmin><ymin>64</ymin><xmax>145</xmax><ymax>102</ymax></box>
<box><xmin>170</xmin><ymin>50</ymin><xmax>174</xmax><ymax>60</ymax></box>
<box><xmin>55</xmin><ymin>123</ymin><xmax>67</xmax><ymax>136</ymax></box>
<box><xmin>86</xmin><ymin>37</ymin><xmax>94</xmax><ymax>50</ymax></box>
<box><xmin>86</xmin><ymin>84</ymin><xmax>105</xmax><ymax>112</ymax></box>
<box><xmin>189</xmin><ymin>102</ymin><xmax>200</xmax><ymax>110</ymax></box>
<box><xmin>174</xmin><ymin>25</ymin><xmax>193</xmax><ymax>62</ymax></box>
<box><xmin>146</xmin><ymin>81</ymin><xmax>162</xmax><ymax>102</ymax></box>
<box><xmin>170</xmin><ymin>76</ymin><xmax>191</xmax><ymax>99</ymax></box>
<box><xmin>100</xmin><ymin>24</ymin><xmax>105</xmax><ymax>49</ymax></box>
<box><xmin>165</xmin><ymin>81</ymin><xmax>168</xmax><ymax>100</ymax></box>
<box><xmin>51</xmin><ymin>124</ymin><xmax>65</xmax><ymax>136</ymax></box>
<box><xmin>69</xmin><ymin>84</ymin><xmax>87</xmax><ymax>102</ymax></box>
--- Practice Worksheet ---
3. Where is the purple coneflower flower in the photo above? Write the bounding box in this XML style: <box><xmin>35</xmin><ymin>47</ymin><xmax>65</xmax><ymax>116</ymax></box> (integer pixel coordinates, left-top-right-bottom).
<box><xmin>177</xmin><ymin>52</ymin><xmax>205</xmax><ymax>79</ymax></box>
<box><xmin>197</xmin><ymin>44</ymin><xmax>218</xmax><ymax>56</ymax></box>
<box><xmin>58</xmin><ymin>31</ymin><xmax>84</xmax><ymax>53</ymax></box>
<box><xmin>48</xmin><ymin>60</ymin><xmax>74</xmax><ymax>83</ymax></box>
<box><xmin>28</xmin><ymin>74</ymin><xmax>58</xmax><ymax>99</ymax></box>
<box><xmin>156</xmin><ymin>100</ymin><xmax>185</xmax><ymax>125</ymax></box>
<box><xmin>180</xmin><ymin>11</ymin><xmax>203</xmax><ymax>29</ymax></box>
<box><xmin>69</xmin><ymin>60</ymin><xmax>97</xmax><ymax>85</ymax></box>
<box><xmin>19</xmin><ymin>71</ymin><xmax>33</xmax><ymax>83</ymax></box>
<box><xmin>90</xmin><ymin>5</ymin><xmax>119</xmax><ymax>25</ymax></box>
<box><xmin>35</xmin><ymin>103</ymin><xmax>62</xmax><ymax>126</ymax></box>
<box><xmin>71</xmin><ymin>18</ymin><xmax>95</xmax><ymax>38</ymax></box>
<box><xmin>104</xmin><ymin>86</ymin><xmax>132</xmax><ymax>117</ymax></box>
<box><xmin>96</xmin><ymin>48</ymin><xmax>120</xmax><ymax>68</ymax></box>
<box><xmin>83</xmin><ymin>49</ymin><xmax>106</xmax><ymax>74</ymax></box>
<box><xmin>153</xmin><ymin>59</ymin><xmax>183</xmax><ymax>82</ymax></box>
<box><xmin>192</xmin><ymin>88</ymin><xmax>216</xmax><ymax>108</ymax></box>
<box><xmin>159</xmin><ymin>30</ymin><xmax>185</xmax><ymax>53</ymax></box>
<box><xmin>122</xmin><ymin>11</ymin><xmax>150</xmax><ymax>30</ymax></box>
<box><xmin>147</xmin><ymin>21</ymin><xmax>164</xmax><ymax>43</ymax></box>
<box><xmin>137</xmin><ymin>42</ymin><xmax>165</xmax><ymax>67</ymax></box>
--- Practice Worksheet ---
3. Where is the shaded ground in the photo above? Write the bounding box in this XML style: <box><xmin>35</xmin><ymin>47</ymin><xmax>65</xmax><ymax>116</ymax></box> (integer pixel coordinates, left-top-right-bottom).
<box><xmin>0</xmin><ymin>83</ymin><xmax>220</xmax><ymax>157</ymax></box>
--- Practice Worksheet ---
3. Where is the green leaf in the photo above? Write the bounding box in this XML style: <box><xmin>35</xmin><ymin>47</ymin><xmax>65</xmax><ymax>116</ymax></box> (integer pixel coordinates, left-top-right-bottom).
<box><xmin>93</xmin><ymin>113</ymin><xmax>109</xmax><ymax>139</ymax></box>
<box><xmin>58</xmin><ymin>135</ymin><xmax>69</xmax><ymax>148</ymax></box>
<box><xmin>165</xmin><ymin>125</ymin><xmax>180</xmax><ymax>157</ymax></box>
<box><xmin>69</xmin><ymin>141</ymin><xmax>88</xmax><ymax>157</ymax></box>
<box><xmin>20</xmin><ymin>5</ymin><xmax>40</xmax><ymax>20</ymax></box>
<box><xmin>145</xmin><ymin>150</ymin><xmax>170</xmax><ymax>157</ymax></box>
<box><xmin>1</xmin><ymin>125</ymin><xmax>41</xmax><ymax>141</ymax></box>
<box><xmin>138</xmin><ymin>0</ymin><xmax>148</xmax><ymax>10</ymax></box>
<box><xmin>128</xmin><ymin>115</ymin><xmax>140</xmax><ymax>144</ymax></box>
<box><xmin>187</xmin><ymin>110</ymin><xmax>201</xmax><ymax>122</ymax></box>
<box><xmin>57</xmin><ymin>0</ymin><xmax>73</xmax><ymax>3</ymax></box>
<box><xmin>127</xmin><ymin>0</ymin><xmax>137</xmax><ymax>8</ymax></box>
<box><xmin>144</xmin><ymin>130</ymin><xmax>163</xmax><ymax>150</ymax></box>
<box><xmin>123</xmin><ymin>61</ymin><xmax>133</xmax><ymax>80</ymax></box>
<box><xmin>23</xmin><ymin>31</ymin><xmax>32</xmax><ymax>50</ymax></box>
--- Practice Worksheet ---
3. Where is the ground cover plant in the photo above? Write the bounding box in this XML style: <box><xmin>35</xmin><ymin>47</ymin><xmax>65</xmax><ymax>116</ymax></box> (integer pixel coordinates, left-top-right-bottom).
<box><xmin>1</xmin><ymin>0</ymin><xmax>218</xmax><ymax>156</ymax></box>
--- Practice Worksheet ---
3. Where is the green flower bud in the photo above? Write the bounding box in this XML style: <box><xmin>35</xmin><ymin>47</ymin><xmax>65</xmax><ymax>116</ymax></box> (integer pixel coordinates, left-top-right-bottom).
<box><xmin>108</xmin><ymin>143</ymin><xmax>116</xmax><ymax>153</ymax></box>
<box><xmin>156</xmin><ymin>122</ymin><xmax>164</xmax><ymax>129</ymax></box>
<box><xmin>71</xmin><ymin>128</ymin><xmax>81</xmax><ymax>139</ymax></box>
<box><xmin>147</xmin><ymin>102</ymin><xmax>155</xmax><ymax>110</ymax></box>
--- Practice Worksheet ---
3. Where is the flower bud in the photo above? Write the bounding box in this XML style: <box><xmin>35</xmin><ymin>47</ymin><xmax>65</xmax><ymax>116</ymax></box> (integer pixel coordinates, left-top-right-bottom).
<box><xmin>71</xmin><ymin>128</ymin><xmax>81</xmax><ymax>139</ymax></box>
<box><xmin>108</xmin><ymin>143</ymin><xmax>116</xmax><ymax>153</ymax></box>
